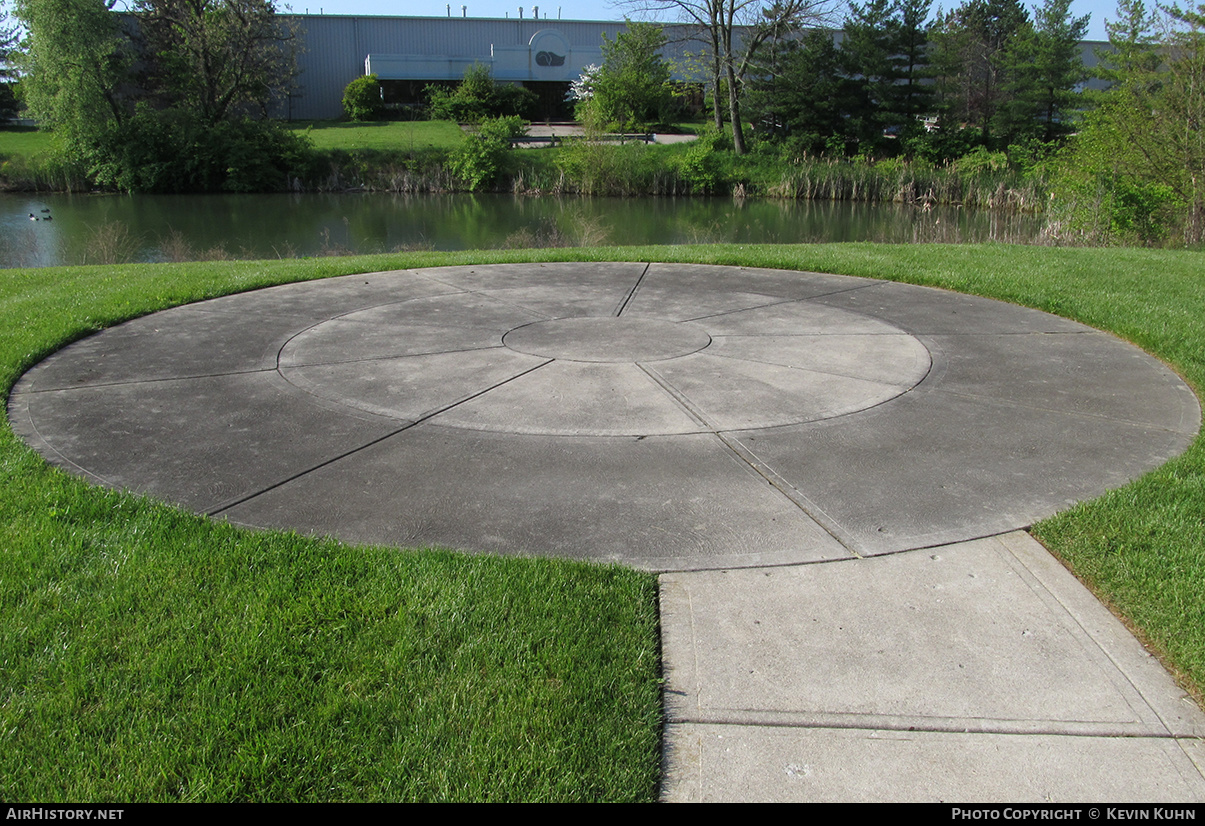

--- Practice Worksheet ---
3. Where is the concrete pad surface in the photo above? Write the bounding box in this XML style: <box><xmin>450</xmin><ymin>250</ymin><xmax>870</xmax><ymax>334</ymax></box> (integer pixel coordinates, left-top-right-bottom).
<box><xmin>8</xmin><ymin>262</ymin><xmax>1204</xmax><ymax>803</ymax></box>
<box><xmin>662</xmin><ymin>723</ymin><xmax>1205</xmax><ymax>803</ymax></box>
<box><xmin>8</xmin><ymin>370</ymin><xmax>406</xmax><ymax>513</ymax></box>
<box><xmin>9</xmin><ymin>263</ymin><xmax>1197</xmax><ymax>570</ymax></box>
<box><xmin>216</xmin><ymin>425</ymin><xmax>853</xmax><ymax>569</ymax></box>
<box><xmin>660</xmin><ymin>532</ymin><xmax>1205</xmax><ymax>802</ymax></box>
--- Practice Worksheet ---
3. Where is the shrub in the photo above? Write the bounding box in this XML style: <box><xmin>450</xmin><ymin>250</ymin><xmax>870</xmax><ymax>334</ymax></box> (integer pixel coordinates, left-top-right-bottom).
<box><xmin>954</xmin><ymin>145</ymin><xmax>1011</xmax><ymax>175</ymax></box>
<box><xmin>83</xmin><ymin>106</ymin><xmax>314</xmax><ymax>193</ymax></box>
<box><xmin>675</xmin><ymin>129</ymin><xmax>729</xmax><ymax>194</ymax></box>
<box><xmin>904</xmin><ymin>125</ymin><xmax>985</xmax><ymax>165</ymax></box>
<box><xmin>426</xmin><ymin>65</ymin><xmax>537</xmax><ymax>122</ymax></box>
<box><xmin>343</xmin><ymin>74</ymin><xmax>385</xmax><ymax>122</ymax></box>
<box><xmin>449</xmin><ymin>115</ymin><xmax>527</xmax><ymax>190</ymax></box>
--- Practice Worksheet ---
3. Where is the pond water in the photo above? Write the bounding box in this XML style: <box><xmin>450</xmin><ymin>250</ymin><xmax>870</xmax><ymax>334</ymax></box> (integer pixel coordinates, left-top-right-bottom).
<box><xmin>0</xmin><ymin>191</ymin><xmax>1046</xmax><ymax>269</ymax></box>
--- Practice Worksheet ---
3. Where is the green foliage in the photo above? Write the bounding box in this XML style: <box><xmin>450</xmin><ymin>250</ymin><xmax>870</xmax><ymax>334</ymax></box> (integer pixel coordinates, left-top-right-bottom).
<box><xmin>675</xmin><ymin>128</ymin><xmax>729</xmax><ymax>193</ymax></box>
<box><xmin>84</xmin><ymin>106</ymin><xmax>313</xmax><ymax>193</ymax></box>
<box><xmin>1094</xmin><ymin>0</ymin><xmax>1161</xmax><ymax>85</ymax></box>
<box><xmin>342</xmin><ymin>74</ymin><xmax>384</xmax><ymax>122</ymax></box>
<box><xmin>135</xmin><ymin>0</ymin><xmax>297</xmax><ymax>126</ymax></box>
<box><xmin>953</xmin><ymin>144</ymin><xmax>1010</xmax><ymax>174</ymax></box>
<box><xmin>14</xmin><ymin>0</ymin><xmax>136</xmax><ymax>139</ymax></box>
<box><xmin>903</xmin><ymin>124</ymin><xmax>985</xmax><ymax>163</ymax></box>
<box><xmin>1049</xmin><ymin>0</ymin><xmax>1205</xmax><ymax>245</ymax></box>
<box><xmin>590</xmin><ymin>22</ymin><xmax>676</xmax><ymax>130</ymax></box>
<box><xmin>746</xmin><ymin>0</ymin><xmax>1087</xmax><ymax>162</ymax></box>
<box><xmin>425</xmin><ymin>64</ymin><xmax>537</xmax><ymax>122</ymax></box>
<box><xmin>929</xmin><ymin>0</ymin><xmax>1031</xmax><ymax>137</ymax></box>
<box><xmin>1106</xmin><ymin>178</ymin><xmax>1178</xmax><ymax>243</ymax></box>
<box><xmin>993</xmin><ymin>0</ymin><xmax>1090</xmax><ymax>144</ymax></box>
<box><xmin>554</xmin><ymin>138</ymin><xmax>663</xmax><ymax>196</ymax></box>
<box><xmin>841</xmin><ymin>0</ymin><xmax>907</xmax><ymax>153</ymax></box>
<box><xmin>15</xmin><ymin>0</ymin><xmax>302</xmax><ymax>192</ymax></box>
<box><xmin>0</xmin><ymin>82</ymin><xmax>16</xmax><ymax>123</ymax></box>
<box><xmin>1050</xmin><ymin>105</ymin><xmax>1185</xmax><ymax>246</ymax></box>
<box><xmin>894</xmin><ymin>0</ymin><xmax>936</xmax><ymax>122</ymax></box>
<box><xmin>745</xmin><ymin>29</ymin><xmax>859</xmax><ymax>157</ymax></box>
<box><xmin>449</xmin><ymin>114</ymin><xmax>525</xmax><ymax>190</ymax></box>
<box><xmin>0</xmin><ymin>0</ymin><xmax>18</xmax><ymax>121</ymax></box>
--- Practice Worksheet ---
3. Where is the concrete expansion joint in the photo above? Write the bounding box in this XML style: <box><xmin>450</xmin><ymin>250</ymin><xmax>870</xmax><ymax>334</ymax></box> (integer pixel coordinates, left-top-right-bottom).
<box><xmin>665</xmin><ymin>713</ymin><xmax>1184</xmax><ymax>740</ymax></box>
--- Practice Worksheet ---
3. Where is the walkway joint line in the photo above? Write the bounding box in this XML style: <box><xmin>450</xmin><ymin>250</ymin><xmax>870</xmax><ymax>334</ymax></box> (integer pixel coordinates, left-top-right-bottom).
<box><xmin>613</xmin><ymin>262</ymin><xmax>652</xmax><ymax>317</ymax></box>
<box><xmin>206</xmin><ymin>358</ymin><xmax>555</xmax><ymax>517</ymax></box>
<box><xmin>636</xmin><ymin>362</ymin><xmax>861</xmax><ymax>556</ymax></box>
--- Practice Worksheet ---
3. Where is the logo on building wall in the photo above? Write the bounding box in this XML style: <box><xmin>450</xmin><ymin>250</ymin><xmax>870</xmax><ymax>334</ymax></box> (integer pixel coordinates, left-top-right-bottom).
<box><xmin>529</xmin><ymin>29</ymin><xmax>571</xmax><ymax>73</ymax></box>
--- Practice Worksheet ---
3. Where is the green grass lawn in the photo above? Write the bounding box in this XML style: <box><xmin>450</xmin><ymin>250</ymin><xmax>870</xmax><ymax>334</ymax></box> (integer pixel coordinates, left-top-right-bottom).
<box><xmin>0</xmin><ymin>121</ymin><xmax>468</xmax><ymax>163</ymax></box>
<box><xmin>289</xmin><ymin>120</ymin><xmax>467</xmax><ymax>152</ymax></box>
<box><xmin>0</xmin><ymin>126</ymin><xmax>55</xmax><ymax>162</ymax></box>
<box><xmin>1</xmin><ymin>244</ymin><xmax>1203</xmax><ymax>800</ymax></box>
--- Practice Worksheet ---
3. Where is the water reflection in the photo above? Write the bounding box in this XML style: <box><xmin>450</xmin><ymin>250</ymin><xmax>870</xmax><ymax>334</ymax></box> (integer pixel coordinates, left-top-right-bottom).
<box><xmin>0</xmin><ymin>191</ymin><xmax>1047</xmax><ymax>269</ymax></box>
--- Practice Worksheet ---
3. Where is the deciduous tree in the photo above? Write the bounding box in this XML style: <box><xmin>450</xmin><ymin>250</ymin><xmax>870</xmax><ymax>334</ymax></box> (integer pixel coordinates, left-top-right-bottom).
<box><xmin>592</xmin><ymin>21</ymin><xmax>674</xmax><ymax>128</ymax></box>
<box><xmin>0</xmin><ymin>0</ymin><xmax>20</xmax><ymax>120</ymax></box>
<box><xmin>14</xmin><ymin>0</ymin><xmax>136</xmax><ymax>137</ymax></box>
<box><xmin>1054</xmin><ymin>1</ymin><xmax>1205</xmax><ymax>243</ymax></box>
<box><xmin>135</xmin><ymin>0</ymin><xmax>297</xmax><ymax>125</ymax></box>
<box><xmin>15</xmin><ymin>0</ymin><xmax>308</xmax><ymax>190</ymax></box>
<box><xmin>630</xmin><ymin>0</ymin><xmax>839</xmax><ymax>154</ymax></box>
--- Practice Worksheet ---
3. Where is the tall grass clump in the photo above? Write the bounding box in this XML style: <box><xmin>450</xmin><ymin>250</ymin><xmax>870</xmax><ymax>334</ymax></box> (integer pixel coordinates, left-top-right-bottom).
<box><xmin>80</xmin><ymin>221</ymin><xmax>142</xmax><ymax>265</ymax></box>
<box><xmin>308</xmin><ymin>147</ymin><xmax>458</xmax><ymax>193</ymax></box>
<box><xmin>554</xmin><ymin>138</ymin><xmax>662</xmax><ymax>196</ymax></box>
<box><xmin>751</xmin><ymin>150</ymin><xmax>1045</xmax><ymax>210</ymax></box>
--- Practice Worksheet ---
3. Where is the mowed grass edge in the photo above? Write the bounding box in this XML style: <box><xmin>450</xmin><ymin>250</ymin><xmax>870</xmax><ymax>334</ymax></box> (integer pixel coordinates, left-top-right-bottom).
<box><xmin>0</xmin><ymin>250</ymin><xmax>662</xmax><ymax>802</ymax></box>
<box><xmin>1</xmin><ymin>244</ymin><xmax>1202</xmax><ymax>800</ymax></box>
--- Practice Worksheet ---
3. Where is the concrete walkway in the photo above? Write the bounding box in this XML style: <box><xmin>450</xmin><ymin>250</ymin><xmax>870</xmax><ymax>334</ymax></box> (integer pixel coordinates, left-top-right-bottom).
<box><xmin>8</xmin><ymin>262</ymin><xmax>1205</xmax><ymax>801</ymax></box>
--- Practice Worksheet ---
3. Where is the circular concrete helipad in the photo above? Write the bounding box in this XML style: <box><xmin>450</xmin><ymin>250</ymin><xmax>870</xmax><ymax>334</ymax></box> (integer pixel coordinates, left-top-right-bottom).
<box><xmin>8</xmin><ymin>262</ymin><xmax>1200</xmax><ymax>571</ymax></box>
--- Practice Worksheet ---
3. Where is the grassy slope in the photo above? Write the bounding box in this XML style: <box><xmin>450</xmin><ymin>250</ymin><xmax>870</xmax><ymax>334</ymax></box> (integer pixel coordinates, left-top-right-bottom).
<box><xmin>288</xmin><ymin>120</ymin><xmax>467</xmax><ymax>152</ymax></box>
<box><xmin>0</xmin><ymin>123</ymin><xmax>468</xmax><ymax>160</ymax></box>
<box><xmin>0</xmin><ymin>127</ymin><xmax>54</xmax><ymax>162</ymax></box>
<box><xmin>1</xmin><ymin>244</ymin><xmax>1203</xmax><ymax>800</ymax></box>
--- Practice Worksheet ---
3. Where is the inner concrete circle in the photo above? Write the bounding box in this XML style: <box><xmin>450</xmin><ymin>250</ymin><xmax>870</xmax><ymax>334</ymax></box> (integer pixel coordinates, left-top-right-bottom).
<box><xmin>275</xmin><ymin>298</ymin><xmax>931</xmax><ymax>435</ymax></box>
<box><xmin>7</xmin><ymin>262</ymin><xmax>1199</xmax><ymax>571</ymax></box>
<box><xmin>503</xmin><ymin>317</ymin><xmax>712</xmax><ymax>362</ymax></box>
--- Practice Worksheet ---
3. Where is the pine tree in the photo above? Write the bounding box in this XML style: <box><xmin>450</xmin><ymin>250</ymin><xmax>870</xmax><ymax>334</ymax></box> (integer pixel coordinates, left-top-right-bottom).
<box><xmin>995</xmin><ymin>0</ymin><xmax>1089</xmax><ymax>143</ymax></box>
<box><xmin>930</xmin><ymin>0</ymin><xmax>1030</xmax><ymax>140</ymax></box>
<box><xmin>841</xmin><ymin>0</ymin><xmax>901</xmax><ymax>153</ymax></box>
<box><xmin>744</xmin><ymin>28</ymin><xmax>858</xmax><ymax>155</ymax></box>
<box><xmin>891</xmin><ymin>0</ymin><xmax>934</xmax><ymax>126</ymax></box>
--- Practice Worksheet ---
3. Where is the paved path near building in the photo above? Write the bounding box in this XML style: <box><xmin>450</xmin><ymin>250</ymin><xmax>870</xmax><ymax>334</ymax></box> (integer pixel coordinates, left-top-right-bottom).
<box><xmin>9</xmin><ymin>262</ymin><xmax>1205</xmax><ymax>801</ymax></box>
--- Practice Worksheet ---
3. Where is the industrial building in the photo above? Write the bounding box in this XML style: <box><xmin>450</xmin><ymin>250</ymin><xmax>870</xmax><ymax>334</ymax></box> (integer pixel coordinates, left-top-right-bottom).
<box><xmin>279</xmin><ymin>13</ymin><xmax>1107</xmax><ymax>122</ymax></box>
<box><xmin>282</xmin><ymin>13</ymin><xmax>709</xmax><ymax>120</ymax></box>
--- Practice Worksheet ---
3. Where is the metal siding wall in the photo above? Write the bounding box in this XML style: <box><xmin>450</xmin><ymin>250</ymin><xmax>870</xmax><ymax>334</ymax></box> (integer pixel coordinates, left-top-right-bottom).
<box><xmin>284</xmin><ymin>15</ymin><xmax>683</xmax><ymax>120</ymax></box>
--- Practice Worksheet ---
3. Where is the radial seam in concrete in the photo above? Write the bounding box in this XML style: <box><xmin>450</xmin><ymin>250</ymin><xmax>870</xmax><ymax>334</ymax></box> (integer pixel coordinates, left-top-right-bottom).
<box><xmin>614</xmin><ymin>262</ymin><xmax>652</xmax><ymax>317</ymax></box>
<box><xmin>208</xmin><ymin>357</ymin><xmax>555</xmax><ymax>516</ymax></box>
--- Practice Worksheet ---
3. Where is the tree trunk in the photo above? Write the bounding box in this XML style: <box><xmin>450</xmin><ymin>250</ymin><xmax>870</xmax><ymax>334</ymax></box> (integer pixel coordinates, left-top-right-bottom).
<box><xmin>726</xmin><ymin>62</ymin><xmax>745</xmax><ymax>155</ymax></box>
<box><xmin>712</xmin><ymin>73</ymin><xmax>724</xmax><ymax>130</ymax></box>
<box><xmin>711</xmin><ymin>34</ymin><xmax>724</xmax><ymax>131</ymax></box>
